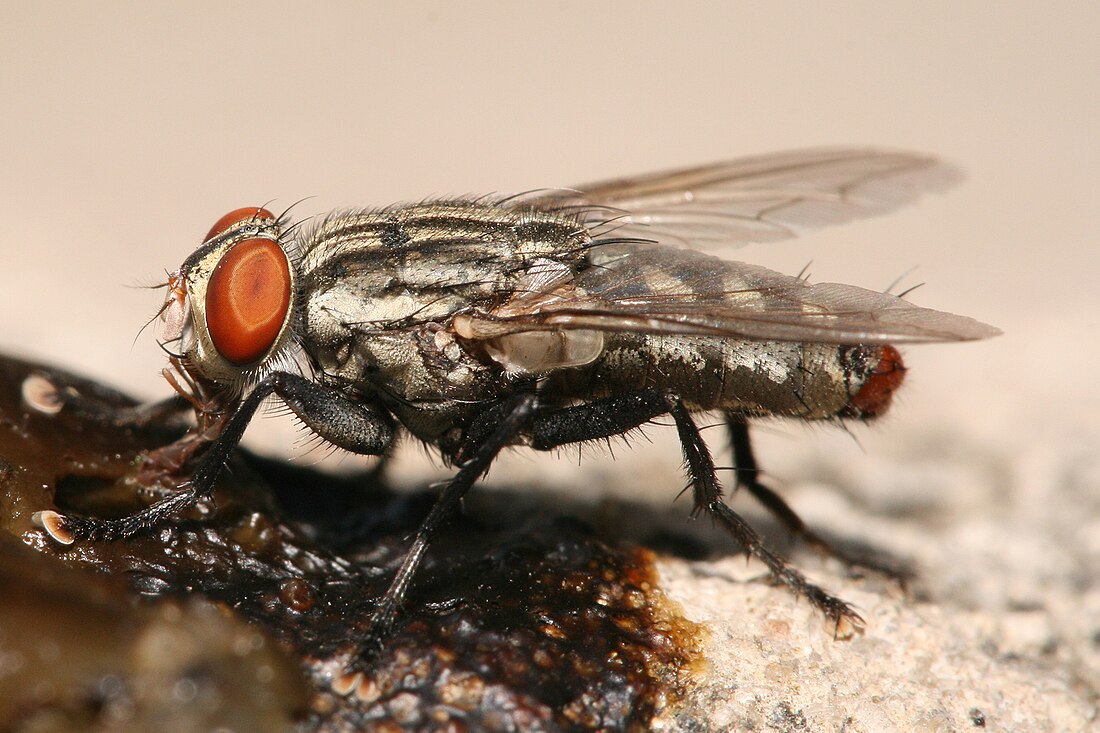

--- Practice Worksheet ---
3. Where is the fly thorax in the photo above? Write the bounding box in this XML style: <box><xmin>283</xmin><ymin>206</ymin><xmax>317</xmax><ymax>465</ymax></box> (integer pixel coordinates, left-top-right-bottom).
<box><xmin>304</xmin><ymin>290</ymin><xmax>497</xmax><ymax>406</ymax></box>
<box><xmin>301</xmin><ymin>272</ymin><xmax>489</xmax><ymax>398</ymax></box>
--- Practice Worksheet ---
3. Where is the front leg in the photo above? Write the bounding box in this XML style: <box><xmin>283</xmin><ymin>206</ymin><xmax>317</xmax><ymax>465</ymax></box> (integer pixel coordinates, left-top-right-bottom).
<box><xmin>35</xmin><ymin>372</ymin><xmax>394</xmax><ymax>544</ymax></box>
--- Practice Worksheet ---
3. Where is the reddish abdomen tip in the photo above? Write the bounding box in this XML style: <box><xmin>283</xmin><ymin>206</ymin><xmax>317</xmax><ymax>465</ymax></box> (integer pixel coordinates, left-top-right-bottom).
<box><xmin>850</xmin><ymin>345</ymin><xmax>906</xmax><ymax>417</ymax></box>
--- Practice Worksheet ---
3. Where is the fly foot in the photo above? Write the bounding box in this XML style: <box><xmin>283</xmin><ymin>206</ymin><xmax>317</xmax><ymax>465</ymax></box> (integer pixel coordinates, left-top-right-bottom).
<box><xmin>330</xmin><ymin>632</ymin><xmax>387</xmax><ymax>701</ymax></box>
<box><xmin>822</xmin><ymin>596</ymin><xmax>865</xmax><ymax>640</ymax></box>
<box><xmin>330</xmin><ymin>670</ymin><xmax>384</xmax><ymax>704</ymax></box>
<box><xmin>31</xmin><ymin>510</ymin><xmax>75</xmax><ymax>545</ymax></box>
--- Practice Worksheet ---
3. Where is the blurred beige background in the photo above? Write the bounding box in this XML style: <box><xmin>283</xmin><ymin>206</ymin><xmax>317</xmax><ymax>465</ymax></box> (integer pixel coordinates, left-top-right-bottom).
<box><xmin>0</xmin><ymin>2</ymin><xmax>1096</xmax><ymax>479</ymax></box>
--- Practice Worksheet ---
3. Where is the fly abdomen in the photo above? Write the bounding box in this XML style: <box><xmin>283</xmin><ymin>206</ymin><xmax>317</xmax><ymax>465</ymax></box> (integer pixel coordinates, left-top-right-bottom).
<box><xmin>556</xmin><ymin>334</ymin><xmax>898</xmax><ymax>420</ymax></box>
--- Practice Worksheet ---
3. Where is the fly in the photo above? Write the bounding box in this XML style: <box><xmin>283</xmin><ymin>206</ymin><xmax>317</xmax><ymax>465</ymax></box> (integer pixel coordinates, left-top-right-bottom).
<box><xmin>34</xmin><ymin>148</ymin><xmax>1000</xmax><ymax>694</ymax></box>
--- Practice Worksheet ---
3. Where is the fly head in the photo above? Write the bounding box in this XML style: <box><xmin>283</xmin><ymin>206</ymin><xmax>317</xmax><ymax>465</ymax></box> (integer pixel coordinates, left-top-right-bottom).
<box><xmin>160</xmin><ymin>207</ymin><xmax>300</xmax><ymax>390</ymax></box>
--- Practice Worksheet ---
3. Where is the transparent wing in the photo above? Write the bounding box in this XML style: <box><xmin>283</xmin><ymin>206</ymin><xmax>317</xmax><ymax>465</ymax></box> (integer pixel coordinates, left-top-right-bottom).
<box><xmin>458</xmin><ymin>246</ymin><xmax>1000</xmax><ymax>345</ymax></box>
<box><xmin>526</xmin><ymin>148</ymin><xmax>961</xmax><ymax>247</ymax></box>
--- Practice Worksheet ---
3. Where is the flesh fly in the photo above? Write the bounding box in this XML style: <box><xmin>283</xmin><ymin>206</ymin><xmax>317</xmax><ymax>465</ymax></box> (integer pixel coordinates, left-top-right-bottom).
<box><xmin>35</xmin><ymin>148</ymin><xmax>999</xmax><ymax>692</ymax></box>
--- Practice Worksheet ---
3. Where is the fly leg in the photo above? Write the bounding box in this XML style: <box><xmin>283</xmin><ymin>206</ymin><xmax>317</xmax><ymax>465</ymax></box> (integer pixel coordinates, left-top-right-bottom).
<box><xmin>674</xmin><ymin>403</ymin><xmax>862</xmax><ymax>633</ymax></box>
<box><xmin>528</xmin><ymin>390</ymin><xmax>862</xmax><ymax>634</ymax></box>
<box><xmin>35</xmin><ymin>372</ymin><xmax>394</xmax><ymax>544</ymax></box>
<box><xmin>727</xmin><ymin>413</ymin><xmax>908</xmax><ymax>581</ymax></box>
<box><xmin>337</xmin><ymin>394</ymin><xmax>538</xmax><ymax>691</ymax></box>
<box><xmin>726</xmin><ymin>413</ymin><xmax>837</xmax><ymax>552</ymax></box>
<box><xmin>529</xmin><ymin>389</ymin><xmax>673</xmax><ymax>451</ymax></box>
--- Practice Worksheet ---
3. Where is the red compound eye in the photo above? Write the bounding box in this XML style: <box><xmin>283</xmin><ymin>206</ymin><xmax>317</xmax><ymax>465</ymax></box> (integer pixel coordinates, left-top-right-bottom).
<box><xmin>205</xmin><ymin>238</ymin><xmax>291</xmax><ymax>365</ymax></box>
<box><xmin>205</xmin><ymin>206</ymin><xmax>275</xmax><ymax>242</ymax></box>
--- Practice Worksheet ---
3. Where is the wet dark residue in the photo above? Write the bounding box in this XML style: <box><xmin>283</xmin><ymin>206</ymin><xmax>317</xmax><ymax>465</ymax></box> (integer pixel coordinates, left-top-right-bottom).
<box><xmin>0</xmin><ymin>355</ymin><xmax>704</xmax><ymax>732</ymax></box>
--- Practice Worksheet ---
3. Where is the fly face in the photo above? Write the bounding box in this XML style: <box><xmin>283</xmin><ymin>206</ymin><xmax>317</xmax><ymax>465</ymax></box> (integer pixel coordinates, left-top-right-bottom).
<box><xmin>37</xmin><ymin>148</ymin><xmax>999</xmax><ymax>695</ymax></box>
